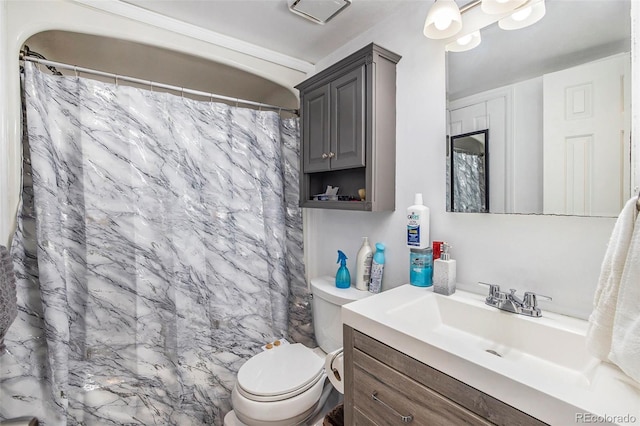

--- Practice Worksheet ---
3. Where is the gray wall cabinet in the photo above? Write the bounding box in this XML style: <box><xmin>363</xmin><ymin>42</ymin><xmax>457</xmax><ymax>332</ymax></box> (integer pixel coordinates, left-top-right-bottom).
<box><xmin>296</xmin><ymin>43</ymin><xmax>401</xmax><ymax>211</ymax></box>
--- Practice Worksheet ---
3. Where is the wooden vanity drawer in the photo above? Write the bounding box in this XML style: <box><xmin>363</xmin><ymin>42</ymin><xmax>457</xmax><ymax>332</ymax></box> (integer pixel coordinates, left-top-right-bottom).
<box><xmin>353</xmin><ymin>348</ymin><xmax>492</xmax><ymax>425</ymax></box>
<box><xmin>353</xmin><ymin>407</ymin><xmax>379</xmax><ymax>425</ymax></box>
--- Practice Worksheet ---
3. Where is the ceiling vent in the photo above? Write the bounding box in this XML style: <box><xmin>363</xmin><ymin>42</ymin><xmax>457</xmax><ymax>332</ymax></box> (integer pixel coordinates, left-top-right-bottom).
<box><xmin>289</xmin><ymin>0</ymin><xmax>351</xmax><ymax>24</ymax></box>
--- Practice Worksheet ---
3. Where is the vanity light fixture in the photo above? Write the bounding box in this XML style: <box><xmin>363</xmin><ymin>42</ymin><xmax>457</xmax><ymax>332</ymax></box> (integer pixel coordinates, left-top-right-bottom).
<box><xmin>446</xmin><ymin>30</ymin><xmax>482</xmax><ymax>52</ymax></box>
<box><xmin>424</xmin><ymin>0</ymin><xmax>545</xmax><ymax>40</ymax></box>
<box><xmin>498</xmin><ymin>0</ymin><xmax>546</xmax><ymax>30</ymax></box>
<box><xmin>423</xmin><ymin>0</ymin><xmax>463</xmax><ymax>39</ymax></box>
<box><xmin>481</xmin><ymin>0</ymin><xmax>528</xmax><ymax>15</ymax></box>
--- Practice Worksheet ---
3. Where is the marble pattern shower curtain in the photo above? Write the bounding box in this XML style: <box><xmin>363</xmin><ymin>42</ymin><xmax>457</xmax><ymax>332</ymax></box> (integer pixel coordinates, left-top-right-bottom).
<box><xmin>1</xmin><ymin>62</ymin><xmax>311</xmax><ymax>425</ymax></box>
<box><xmin>452</xmin><ymin>151</ymin><xmax>487</xmax><ymax>213</ymax></box>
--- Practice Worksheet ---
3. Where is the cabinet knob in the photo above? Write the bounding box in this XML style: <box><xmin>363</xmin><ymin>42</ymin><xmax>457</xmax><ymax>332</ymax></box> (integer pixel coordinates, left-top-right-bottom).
<box><xmin>321</xmin><ymin>153</ymin><xmax>329</xmax><ymax>159</ymax></box>
<box><xmin>328</xmin><ymin>152</ymin><xmax>335</xmax><ymax>158</ymax></box>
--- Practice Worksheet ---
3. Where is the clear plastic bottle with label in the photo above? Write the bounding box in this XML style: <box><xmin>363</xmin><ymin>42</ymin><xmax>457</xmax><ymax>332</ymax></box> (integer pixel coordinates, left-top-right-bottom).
<box><xmin>368</xmin><ymin>243</ymin><xmax>386</xmax><ymax>294</ymax></box>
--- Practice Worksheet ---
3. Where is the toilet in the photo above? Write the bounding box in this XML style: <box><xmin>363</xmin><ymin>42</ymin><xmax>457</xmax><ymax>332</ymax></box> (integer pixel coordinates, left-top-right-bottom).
<box><xmin>224</xmin><ymin>276</ymin><xmax>372</xmax><ymax>426</ymax></box>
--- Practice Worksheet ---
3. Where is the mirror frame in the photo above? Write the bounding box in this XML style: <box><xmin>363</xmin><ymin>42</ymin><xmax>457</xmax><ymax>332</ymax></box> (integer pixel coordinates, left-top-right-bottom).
<box><xmin>450</xmin><ymin>129</ymin><xmax>490</xmax><ymax>213</ymax></box>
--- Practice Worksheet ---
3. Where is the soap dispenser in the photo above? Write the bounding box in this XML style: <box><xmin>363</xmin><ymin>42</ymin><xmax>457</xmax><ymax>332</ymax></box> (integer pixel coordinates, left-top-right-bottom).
<box><xmin>433</xmin><ymin>243</ymin><xmax>456</xmax><ymax>295</ymax></box>
<box><xmin>335</xmin><ymin>250</ymin><xmax>351</xmax><ymax>289</ymax></box>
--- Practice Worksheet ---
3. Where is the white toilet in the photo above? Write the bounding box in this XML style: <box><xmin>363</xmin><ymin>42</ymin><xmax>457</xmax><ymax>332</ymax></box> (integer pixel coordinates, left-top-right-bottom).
<box><xmin>224</xmin><ymin>276</ymin><xmax>372</xmax><ymax>426</ymax></box>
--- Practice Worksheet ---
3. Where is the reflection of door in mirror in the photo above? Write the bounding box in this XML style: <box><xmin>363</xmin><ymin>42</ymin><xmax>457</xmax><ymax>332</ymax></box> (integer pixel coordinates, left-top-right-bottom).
<box><xmin>543</xmin><ymin>54</ymin><xmax>630</xmax><ymax>216</ymax></box>
<box><xmin>449</xmin><ymin>130</ymin><xmax>489</xmax><ymax>213</ymax></box>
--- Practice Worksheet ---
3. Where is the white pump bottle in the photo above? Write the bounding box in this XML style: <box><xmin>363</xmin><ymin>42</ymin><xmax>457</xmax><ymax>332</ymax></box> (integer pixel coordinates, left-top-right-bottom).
<box><xmin>355</xmin><ymin>237</ymin><xmax>373</xmax><ymax>291</ymax></box>
<box><xmin>406</xmin><ymin>193</ymin><xmax>430</xmax><ymax>249</ymax></box>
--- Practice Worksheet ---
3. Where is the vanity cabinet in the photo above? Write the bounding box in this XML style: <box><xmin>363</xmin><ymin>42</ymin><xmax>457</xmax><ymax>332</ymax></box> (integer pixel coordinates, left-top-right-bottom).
<box><xmin>344</xmin><ymin>326</ymin><xmax>548</xmax><ymax>426</ymax></box>
<box><xmin>295</xmin><ymin>43</ymin><xmax>400</xmax><ymax>211</ymax></box>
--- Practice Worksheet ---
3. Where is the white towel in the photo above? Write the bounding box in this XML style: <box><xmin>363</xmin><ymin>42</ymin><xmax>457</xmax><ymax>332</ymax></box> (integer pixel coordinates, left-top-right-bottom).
<box><xmin>0</xmin><ymin>244</ymin><xmax>18</xmax><ymax>352</ymax></box>
<box><xmin>586</xmin><ymin>197</ymin><xmax>638</xmax><ymax>360</ymax></box>
<box><xmin>609</xmin><ymin>202</ymin><xmax>640</xmax><ymax>382</ymax></box>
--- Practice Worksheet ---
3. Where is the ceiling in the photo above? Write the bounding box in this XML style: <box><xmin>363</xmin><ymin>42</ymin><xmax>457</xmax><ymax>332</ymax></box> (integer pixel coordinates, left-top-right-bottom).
<box><xmin>28</xmin><ymin>1</ymin><xmax>427</xmax><ymax>113</ymax></box>
<box><xmin>121</xmin><ymin>0</ymin><xmax>423</xmax><ymax>64</ymax></box>
<box><xmin>27</xmin><ymin>0</ymin><xmax>631</xmax><ymax>110</ymax></box>
<box><xmin>119</xmin><ymin>0</ymin><xmax>631</xmax><ymax>83</ymax></box>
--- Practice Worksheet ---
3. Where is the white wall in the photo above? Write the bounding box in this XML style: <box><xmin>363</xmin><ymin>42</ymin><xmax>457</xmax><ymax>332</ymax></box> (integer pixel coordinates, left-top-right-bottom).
<box><xmin>0</xmin><ymin>0</ymin><xmax>309</xmax><ymax>247</ymax></box>
<box><xmin>512</xmin><ymin>78</ymin><xmax>543</xmax><ymax>213</ymax></box>
<box><xmin>304</xmin><ymin>2</ymin><xmax>626</xmax><ymax>320</ymax></box>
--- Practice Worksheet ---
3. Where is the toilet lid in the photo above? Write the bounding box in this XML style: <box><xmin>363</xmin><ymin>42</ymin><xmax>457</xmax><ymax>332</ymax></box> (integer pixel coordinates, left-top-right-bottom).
<box><xmin>237</xmin><ymin>343</ymin><xmax>324</xmax><ymax>397</ymax></box>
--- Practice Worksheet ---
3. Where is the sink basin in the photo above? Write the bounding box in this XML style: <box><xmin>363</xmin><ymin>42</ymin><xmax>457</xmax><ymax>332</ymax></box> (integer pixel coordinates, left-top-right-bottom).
<box><xmin>385</xmin><ymin>289</ymin><xmax>599</xmax><ymax>386</ymax></box>
<box><xmin>342</xmin><ymin>283</ymin><xmax>640</xmax><ymax>425</ymax></box>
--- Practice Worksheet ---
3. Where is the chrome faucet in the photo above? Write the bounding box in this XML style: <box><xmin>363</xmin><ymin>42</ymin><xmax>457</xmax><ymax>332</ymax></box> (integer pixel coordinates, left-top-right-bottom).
<box><xmin>478</xmin><ymin>283</ymin><xmax>552</xmax><ymax>317</ymax></box>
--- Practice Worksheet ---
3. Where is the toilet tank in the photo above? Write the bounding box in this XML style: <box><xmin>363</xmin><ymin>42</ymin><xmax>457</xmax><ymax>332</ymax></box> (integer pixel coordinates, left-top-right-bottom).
<box><xmin>310</xmin><ymin>276</ymin><xmax>373</xmax><ymax>353</ymax></box>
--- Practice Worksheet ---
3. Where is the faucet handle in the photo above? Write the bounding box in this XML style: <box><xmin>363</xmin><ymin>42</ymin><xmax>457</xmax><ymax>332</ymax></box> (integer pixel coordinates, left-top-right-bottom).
<box><xmin>522</xmin><ymin>292</ymin><xmax>552</xmax><ymax>317</ymax></box>
<box><xmin>522</xmin><ymin>291</ymin><xmax>552</xmax><ymax>317</ymax></box>
<box><xmin>478</xmin><ymin>282</ymin><xmax>500</xmax><ymax>297</ymax></box>
<box><xmin>523</xmin><ymin>291</ymin><xmax>552</xmax><ymax>308</ymax></box>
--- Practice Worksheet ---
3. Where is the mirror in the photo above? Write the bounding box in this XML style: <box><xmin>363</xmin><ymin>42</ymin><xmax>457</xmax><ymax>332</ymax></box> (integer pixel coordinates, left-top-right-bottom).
<box><xmin>450</xmin><ymin>130</ymin><xmax>489</xmax><ymax>213</ymax></box>
<box><xmin>446</xmin><ymin>0</ymin><xmax>631</xmax><ymax>217</ymax></box>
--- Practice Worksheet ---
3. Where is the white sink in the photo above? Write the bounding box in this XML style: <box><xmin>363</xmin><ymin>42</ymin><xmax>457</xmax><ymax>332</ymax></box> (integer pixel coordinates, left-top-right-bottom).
<box><xmin>342</xmin><ymin>283</ymin><xmax>640</xmax><ymax>425</ymax></box>
<box><xmin>385</xmin><ymin>289</ymin><xmax>598</xmax><ymax>385</ymax></box>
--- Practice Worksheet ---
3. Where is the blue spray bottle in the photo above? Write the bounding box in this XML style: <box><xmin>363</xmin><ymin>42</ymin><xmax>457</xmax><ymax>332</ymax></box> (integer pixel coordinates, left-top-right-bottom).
<box><xmin>336</xmin><ymin>250</ymin><xmax>351</xmax><ymax>289</ymax></box>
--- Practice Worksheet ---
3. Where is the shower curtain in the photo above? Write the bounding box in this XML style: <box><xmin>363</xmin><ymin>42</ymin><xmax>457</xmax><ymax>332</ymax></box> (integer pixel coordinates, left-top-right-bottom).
<box><xmin>1</xmin><ymin>62</ymin><xmax>310</xmax><ymax>425</ymax></box>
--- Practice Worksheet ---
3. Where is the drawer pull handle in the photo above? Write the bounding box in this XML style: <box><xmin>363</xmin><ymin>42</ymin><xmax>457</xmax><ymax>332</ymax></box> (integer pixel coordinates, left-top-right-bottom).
<box><xmin>371</xmin><ymin>391</ymin><xmax>414</xmax><ymax>423</ymax></box>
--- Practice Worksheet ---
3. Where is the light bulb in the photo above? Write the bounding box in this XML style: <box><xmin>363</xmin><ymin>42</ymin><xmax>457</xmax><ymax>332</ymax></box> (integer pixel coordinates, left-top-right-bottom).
<box><xmin>511</xmin><ymin>6</ymin><xmax>532</xmax><ymax>21</ymax></box>
<box><xmin>434</xmin><ymin>16</ymin><xmax>453</xmax><ymax>30</ymax></box>
<box><xmin>446</xmin><ymin>31</ymin><xmax>481</xmax><ymax>52</ymax></box>
<box><xmin>424</xmin><ymin>0</ymin><xmax>462</xmax><ymax>39</ymax></box>
<box><xmin>498</xmin><ymin>0</ymin><xmax>545</xmax><ymax>30</ymax></box>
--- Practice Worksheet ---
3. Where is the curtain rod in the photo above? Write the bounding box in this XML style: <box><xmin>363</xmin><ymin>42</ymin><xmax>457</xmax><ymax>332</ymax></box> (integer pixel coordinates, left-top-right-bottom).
<box><xmin>20</xmin><ymin>53</ymin><xmax>299</xmax><ymax>115</ymax></box>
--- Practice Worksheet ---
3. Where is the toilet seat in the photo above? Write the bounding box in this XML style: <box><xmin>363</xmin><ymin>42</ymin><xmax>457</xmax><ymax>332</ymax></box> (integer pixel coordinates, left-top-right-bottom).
<box><xmin>237</xmin><ymin>369</ymin><xmax>325</xmax><ymax>402</ymax></box>
<box><xmin>236</xmin><ymin>344</ymin><xmax>324</xmax><ymax>402</ymax></box>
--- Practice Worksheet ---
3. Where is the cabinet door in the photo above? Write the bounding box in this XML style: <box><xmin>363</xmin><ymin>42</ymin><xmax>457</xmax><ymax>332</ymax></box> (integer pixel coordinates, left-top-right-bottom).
<box><xmin>330</xmin><ymin>66</ymin><xmax>366</xmax><ymax>170</ymax></box>
<box><xmin>302</xmin><ymin>84</ymin><xmax>331</xmax><ymax>173</ymax></box>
